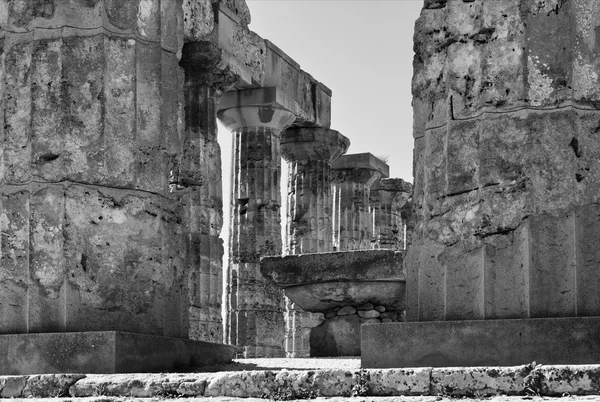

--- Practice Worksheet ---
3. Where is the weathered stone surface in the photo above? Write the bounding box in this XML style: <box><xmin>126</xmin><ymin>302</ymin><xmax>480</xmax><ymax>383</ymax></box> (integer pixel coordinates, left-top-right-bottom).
<box><xmin>358</xmin><ymin>310</ymin><xmax>380</xmax><ymax>319</ymax></box>
<box><xmin>0</xmin><ymin>0</ymin><xmax>202</xmax><ymax>341</ymax></box>
<box><xmin>371</xmin><ymin>179</ymin><xmax>412</xmax><ymax>250</ymax></box>
<box><xmin>332</xmin><ymin>153</ymin><xmax>389</xmax><ymax>251</ymax></box>
<box><xmin>356</xmin><ymin>303</ymin><xmax>375</xmax><ymax>311</ymax></box>
<box><xmin>337</xmin><ymin>306</ymin><xmax>357</xmax><ymax>316</ymax></box>
<box><xmin>367</xmin><ymin>368</ymin><xmax>431</xmax><ymax>396</ymax></box>
<box><xmin>280</xmin><ymin>128</ymin><xmax>349</xmax><ymax>357</ymax></box>
<box><xmin>70</xmin><ymin>373</ymin><xmax>211</xmax><ymax>397</ymax></box>
<box><xmin>408</xmin><ymin>0</ymin><xmax>600</xmax><ymax>329</ymax></box>
<box><xmin>218</xmin><ymin>88</ymin><xmax>296</xmax><ymax>357</ymax></box>
<box><xmin>362</xmin><ymin>317</ymin><xmax>600</xmax><ymax>368</ymax></box>
<box><xmin>183</xmin><ymin>0</ymin><xmax>214</xmax><ymax>42</ymax></box>
<box><xmin>310</xmin><ymin>315</ymin><xmax>361</xmax><ymax>357</ymax></box>
<box><xmin>282</xmin><ymin>128</ymin><xmax>350</xmax><ymax>254</ymax></box>
<box><xmin>430</xmin><ymin>366</ymin><xmax>529</xmax><ymax>397</ymax></box>
<box><xmin>261</xmin><ymin>250</ymin><xmax>405</xmax><ymax>288</ymax></box>
<box><xmin>23</xmin><ymin>374</ymin><xmax>84</xmax><ymax>398</ymax></box>
<box><xmin>284</xmin><ymin>281</ymin><xmax>405</xmax><ymax>313</ymax></box>
<box><xmin>0</xmin><ymin>332</ymin><xmax>235</xmax><ymax>375</ymax></box>
<box><xmin>5</xmin><ymin>365</ymin><xmax>600</xmax><ymax>398</ymax></box>
<box><xmin>204</xmin><ymin>371</ymin><xmax>277</xmax><ymax>398</ymax></box>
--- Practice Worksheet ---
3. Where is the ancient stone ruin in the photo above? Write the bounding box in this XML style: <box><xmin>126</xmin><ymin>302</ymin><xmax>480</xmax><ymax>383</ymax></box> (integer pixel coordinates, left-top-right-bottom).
<box><xmin>364</xmin><ymin>0</ymin><xmax>600</xmax><ymax>368</ymax></box>
<box><xmin>0</xmin><ymin>0</ymin><xmax>412</xmax><ymax>373</ymax></box>
<box><xmin>3</xmin><ymin>0</ymin><xmax>600</xmax><ymax>375</ymax></box>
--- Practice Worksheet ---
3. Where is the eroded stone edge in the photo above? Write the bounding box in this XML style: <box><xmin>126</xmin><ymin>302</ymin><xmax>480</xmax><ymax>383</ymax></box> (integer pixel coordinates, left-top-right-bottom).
<box><xmin>2</xmin><ymin>365</ymin><xmax>600</xmax><ymax>398</ymax></box>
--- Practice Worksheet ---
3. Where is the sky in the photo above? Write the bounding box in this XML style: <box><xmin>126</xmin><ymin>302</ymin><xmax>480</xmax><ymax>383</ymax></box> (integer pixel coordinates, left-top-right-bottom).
<box><xmin>218</xmin><ymin>0</ymin><xmax>424</xmax><ymax>244</ymax></box>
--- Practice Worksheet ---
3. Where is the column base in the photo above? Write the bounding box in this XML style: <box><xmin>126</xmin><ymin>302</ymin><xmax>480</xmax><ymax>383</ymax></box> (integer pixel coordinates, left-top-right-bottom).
<box><xmin>0</xmin><ymin>331</ymin><xmax>235</xmax><ymax>375</ymax></box>
<box><xmin>362</xmin><ymin>317</ymin><xmax>600</xmax><ymax>368</ymax></box>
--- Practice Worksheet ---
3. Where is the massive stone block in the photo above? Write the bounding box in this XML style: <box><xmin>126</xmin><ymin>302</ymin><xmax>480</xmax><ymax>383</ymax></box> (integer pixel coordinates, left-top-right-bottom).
<box><xmin>408</xmin><ymin>0</ymin><xmax>600</xmax><ymax>323</ymax></box>
<box><xmin>0</xmin><ymin>0</ymin><xmax>203</xmax><ymax>340</ymax></box>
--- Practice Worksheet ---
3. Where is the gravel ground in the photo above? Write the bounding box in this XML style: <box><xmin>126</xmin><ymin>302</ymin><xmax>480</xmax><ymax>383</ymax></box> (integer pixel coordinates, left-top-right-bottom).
<box><xmin>199</xmin><ymin>357</ymin><xmax>361</xmax><ymax>372</ymax></box>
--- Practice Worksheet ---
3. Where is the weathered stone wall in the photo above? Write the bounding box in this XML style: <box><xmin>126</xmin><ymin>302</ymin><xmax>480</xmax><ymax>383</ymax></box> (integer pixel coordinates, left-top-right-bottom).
<box><xmin>0</xmin><ymin>0</ymin><xmax>192</xmax><ymax>336</ymax></box>
<box><xmin>408</xmin><ymin>0</ymin><xmax>600</xmax><ymax>321</ymax></box>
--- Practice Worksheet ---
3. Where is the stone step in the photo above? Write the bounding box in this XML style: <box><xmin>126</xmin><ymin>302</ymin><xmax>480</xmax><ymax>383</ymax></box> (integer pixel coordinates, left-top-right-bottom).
<box><xmin>1</xmin><ymin>364</ymin><xmax>600</xmax><ymax>399</ymax></box>
<box><xmin>5</xmin><ymin>397</ymin><xmax>600</xmax><ymax>402</ymax></box>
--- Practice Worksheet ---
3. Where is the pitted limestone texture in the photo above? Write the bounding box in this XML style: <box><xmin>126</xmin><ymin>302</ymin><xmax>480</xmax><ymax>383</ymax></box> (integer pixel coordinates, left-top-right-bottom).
<box><xmin>0</xmin><ymin>0</ymin><xmax>197</xmax><ymax>339</ymax></box>
<box><xmin>408</xmin><ymin>0</ymin><xmax>600</xmax><ymax>336</ymax></box>
<box><xmin>332</xmin><ymin>153</ymin><xmax>389</xmax><ymax>251</ymax></box>
<box><xmin>4</xmin><ymin>365</ymin><xmax>600</xmax><ymax>398</ymax></box>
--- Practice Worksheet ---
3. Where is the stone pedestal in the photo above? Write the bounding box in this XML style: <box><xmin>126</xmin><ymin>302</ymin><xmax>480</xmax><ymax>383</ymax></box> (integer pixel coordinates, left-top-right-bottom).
<box><xmin>332</xmin><ymin>154</ymin><xmax>389</xmax><ymax>251</ymax></box>
<box><xmin>218</xmin><ymin>87</ymin><xmax>295</xmax><ymax>357</ymax></box>
<box><xmin>280</xmin><ymin>128</ymin><xmax>350</xmax><ymax>357</ymax></box>
<box><xmin>362</xmin><ymin>317</ymin><xmax>600</xmax><ymax>368</ymax></box>
<box><xmin>261</xmin><ymin>250</ymin><xmax>405</xmax><ymax>357</ymax></box>
<box><xmin>0</xmin><ymin>331</ymin><xmax>235</xmax><ymax>375</ymax></box>
<box><xmin>370</xmin><ymin>178</ymin><xmax>412</xmax><ymax>250</ymax></box>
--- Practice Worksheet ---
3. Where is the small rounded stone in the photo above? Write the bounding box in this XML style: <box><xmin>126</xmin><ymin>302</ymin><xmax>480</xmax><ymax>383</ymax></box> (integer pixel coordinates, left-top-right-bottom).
<box><xmin>357</xmin><ymin>310</ymin><xmax>380</xmax><ymax>318</ymax></box>
<box><xmin>356</xmin><ymin>303</ymin><xmax>374</xmax><ymax>311</ymax></box>
<box><xmin>375</xmin><ymin>305</ymin><xmax>386</xmax><ymax>312</ymax></box>
<box><xmin>337</xmin><ymin>306</ymin><xmax>357</xmax><ymax>316</ymax></box>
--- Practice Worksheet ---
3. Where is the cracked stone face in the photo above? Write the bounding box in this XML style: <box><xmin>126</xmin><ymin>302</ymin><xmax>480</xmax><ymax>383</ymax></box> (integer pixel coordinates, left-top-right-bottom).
<box><xmin>408</xmin><ymin>0</ymin><xmax>600</xmax><ymax>322</ymax></box>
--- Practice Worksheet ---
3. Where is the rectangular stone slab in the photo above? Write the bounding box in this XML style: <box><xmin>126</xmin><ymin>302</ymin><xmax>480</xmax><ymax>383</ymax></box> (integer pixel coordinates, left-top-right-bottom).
<box><xmin>362</xmin><ymin>317</ymin><xmax>600</xmax><ymax>368</ymax></box>
<box><xmin>0</xmin><ymin>331</ymin><xmax>235</xmax><ymax>375</ymax></box>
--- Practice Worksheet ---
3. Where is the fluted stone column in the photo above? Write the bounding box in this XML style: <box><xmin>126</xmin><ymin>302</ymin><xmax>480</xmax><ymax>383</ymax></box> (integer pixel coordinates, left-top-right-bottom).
<box><xmin>280</xmin><ymin>127</ymin><xmax>350</xmax><ymax>357</ymax></box>
<box><xmin>218</xmin><ymin>87</ymin><xmax>295</xmax><ymax>358</ymax></box>
<box><xmin>0</xmin><ymin>0</ymin><xmax>189</xmax><ymax>338</ymax></box>
<box><xmin>332</xmin><ymin>154</ymin><xmax>389</xmax><ymax>251</ymax></box>
<box><xmin>370</xmin><ymin>178</ymin><xmax>412</xmax><ymax>250</ymax></box>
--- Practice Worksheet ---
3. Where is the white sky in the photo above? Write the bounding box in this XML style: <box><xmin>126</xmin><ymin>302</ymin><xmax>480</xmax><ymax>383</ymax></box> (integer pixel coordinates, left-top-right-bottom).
<box><xmin>218</xmin><ymin>0</ymin><xmax>423</xmax><ymax>246</ymax></box>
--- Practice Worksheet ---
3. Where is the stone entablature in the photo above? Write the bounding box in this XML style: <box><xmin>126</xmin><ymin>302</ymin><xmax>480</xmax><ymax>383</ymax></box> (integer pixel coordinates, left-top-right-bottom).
<box><xmin>184</xmin><ymin>0</ymin><xmax>332</xmax><ymax>128</ymax></box>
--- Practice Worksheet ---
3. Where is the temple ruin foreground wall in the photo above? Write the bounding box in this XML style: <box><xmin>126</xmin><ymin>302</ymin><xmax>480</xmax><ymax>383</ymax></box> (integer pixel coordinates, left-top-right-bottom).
<box><xmin>408</xmin><ymin>0</ymin><xmax>600</xmax><ymax>322</ymax></box>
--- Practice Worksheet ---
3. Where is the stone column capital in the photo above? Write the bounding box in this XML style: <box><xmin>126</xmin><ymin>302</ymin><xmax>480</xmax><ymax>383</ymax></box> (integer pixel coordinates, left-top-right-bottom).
<box><xmin>332</xmin><ymin>153</ymin><xmax>389</xmax><ymax>187</ymax></box>
<box><xmin>373</xmin><ymin>178</ymin><xmax>413</xmax><ymax>208</ymax></box>
<box><xmin>217</xmin><ymin>87</ymin><xmax>296</xmax><ymax>132</ymax></box>
<box><xmin>280</xmin><ymin>128</ymin><xmax>350</xmax><ymax>163</ymax></box>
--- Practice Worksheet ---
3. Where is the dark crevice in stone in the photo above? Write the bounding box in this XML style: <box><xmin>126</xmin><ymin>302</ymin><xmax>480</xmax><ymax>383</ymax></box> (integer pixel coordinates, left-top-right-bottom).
<box><xmin>569</xmin><ymin>137</ymin><xmax>582</xmax><ymax>158</ymax></box>
<box><xmin>39</xmin><ymin>153</ymin><xmax>60</xmax><ymax>163</ymax></box>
